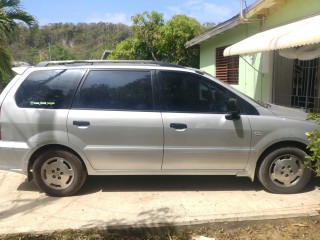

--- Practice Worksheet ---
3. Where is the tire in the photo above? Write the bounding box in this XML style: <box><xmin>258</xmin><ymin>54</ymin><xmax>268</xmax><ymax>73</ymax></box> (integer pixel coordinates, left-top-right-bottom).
<box><xmin>258</xmin><ymin>147</ymin><xmax>312</xmax><ymax>194</ymax></box>
<box><xmin>33</xmin><ymin>149</ymin><xmax>87</xmax><ymax>197</ymax></box>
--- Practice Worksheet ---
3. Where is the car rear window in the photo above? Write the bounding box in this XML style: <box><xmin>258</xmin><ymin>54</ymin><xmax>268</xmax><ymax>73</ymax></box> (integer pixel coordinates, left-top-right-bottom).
<box><xmin>15</xmin><ymin>69</ymin><xmax>85</xmax><ymax>109</ymax></box>
<box><xmin>73</xmin><ymin>70</ymin><xmax>154</xmax><ymax>111</ymax></box>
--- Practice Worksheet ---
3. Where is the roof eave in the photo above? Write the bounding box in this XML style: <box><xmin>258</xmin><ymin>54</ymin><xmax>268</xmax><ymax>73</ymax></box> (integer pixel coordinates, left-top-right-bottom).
<box><xmin>185</xmin><ymin>15</ymin><xmax>241</xmax><ymax>48</ymax></box>
<box><xmin>185</xmin><ymin>0</ymin><xmax>269</xmax><ymax>48</ymax></box>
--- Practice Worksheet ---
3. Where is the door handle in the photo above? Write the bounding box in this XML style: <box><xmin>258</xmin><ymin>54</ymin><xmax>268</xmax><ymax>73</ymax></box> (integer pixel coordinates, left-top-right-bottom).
<box><xmin>170</xmin><ymin>123</ymin><xmax>187</xmax><ymax>130</ymax></box>
<box><xmin>73</xmin><ymin>121</ymin><xmax>90</xmax><ymax>127</ymax></box>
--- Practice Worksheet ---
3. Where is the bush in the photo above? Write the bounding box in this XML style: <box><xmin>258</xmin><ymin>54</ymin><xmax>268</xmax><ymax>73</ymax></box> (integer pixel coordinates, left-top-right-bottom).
<box><xmin>305</xmin><ymin>113</ymin><xmax>320</xmax><ymax>176</ymax></box>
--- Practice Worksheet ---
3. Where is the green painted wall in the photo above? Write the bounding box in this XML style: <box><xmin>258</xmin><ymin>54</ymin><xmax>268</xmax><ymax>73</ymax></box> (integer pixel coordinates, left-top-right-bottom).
<box><xmin>200</xmin><ymin>22</ymin><xmax>259</xmax><ymax>76</ymax></box>
<box><xmin>199</xmin><ymin>0</ymin><xmax>320</xmax><ymax>102</ymax></box>
<box><xmin>264</xmin><ymin>0</ymin><xmax>320</xmax><ymax>30</ymax></box>
<box><xmin>234</xmin><ymin>53</ymin><xmax>270</xmax><ymax>101</ymax></box>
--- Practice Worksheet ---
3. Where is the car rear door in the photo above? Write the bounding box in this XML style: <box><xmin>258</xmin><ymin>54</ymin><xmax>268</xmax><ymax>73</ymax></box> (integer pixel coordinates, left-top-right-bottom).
<box><xmin>67</xmin><ymin>69</ymin><xmax>163</xmax><ymax>170</ymax></box>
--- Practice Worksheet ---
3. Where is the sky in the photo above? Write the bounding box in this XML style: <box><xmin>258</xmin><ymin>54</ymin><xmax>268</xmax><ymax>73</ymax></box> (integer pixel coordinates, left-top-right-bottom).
<box><xmin>20</xmin><ymin>0</ymin><xmax>256</xmax><ymax>26</ymax></box>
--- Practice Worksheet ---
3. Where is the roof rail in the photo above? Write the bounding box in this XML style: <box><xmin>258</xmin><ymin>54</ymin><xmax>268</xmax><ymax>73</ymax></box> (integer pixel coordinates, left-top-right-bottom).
<box><xmin>35</xmin><ymin>60</ymin><xmax>184</xmax><ymax>68</ymax></box>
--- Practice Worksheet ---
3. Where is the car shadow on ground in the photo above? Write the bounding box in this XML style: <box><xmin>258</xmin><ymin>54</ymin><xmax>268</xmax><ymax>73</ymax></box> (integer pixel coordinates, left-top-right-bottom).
<box><xmin>17</xmin><ymin>175</ymin><xmax>320</xmax><ymax>196</ymax></box>
<box><xmin>75</xmin><ymin>175</ymin><xmax>320</xmax><ymax>196</ymax></box>
<box><xmin>77</xmin><ymin>175</ymin><xmax>262</xmax><ymax>195</ymax></box>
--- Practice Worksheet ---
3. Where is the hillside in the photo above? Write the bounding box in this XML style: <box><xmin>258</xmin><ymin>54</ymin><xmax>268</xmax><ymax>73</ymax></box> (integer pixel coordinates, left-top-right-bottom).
<box><xmin>5</xmin><ymin>22</ymin><xmax>133</xmax><ymax>64</ymax></box>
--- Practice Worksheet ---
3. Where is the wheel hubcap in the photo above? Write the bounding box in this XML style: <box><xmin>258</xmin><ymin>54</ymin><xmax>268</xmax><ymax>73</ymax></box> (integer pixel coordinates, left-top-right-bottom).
<box><xmin>41</xmin><ymin>157</ymin><xmax>74</xmax><ymax>190</ymax></box>
<box><xmin>269</xmin><ymin>154</ymin><xmax>303</xmax><ymax>187</ymax></box>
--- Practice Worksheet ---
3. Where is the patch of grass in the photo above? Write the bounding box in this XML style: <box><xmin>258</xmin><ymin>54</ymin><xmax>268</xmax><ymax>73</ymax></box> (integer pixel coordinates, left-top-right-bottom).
<box><xmin>1</xmin><ymin>216</ymin><xmax>320</xmax><ymax>240</ymax></box>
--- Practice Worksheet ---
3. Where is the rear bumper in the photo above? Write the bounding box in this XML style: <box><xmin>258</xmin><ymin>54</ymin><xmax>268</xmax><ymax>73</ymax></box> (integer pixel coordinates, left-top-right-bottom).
<box><xmin>0</xmin><ymin>141</ymin><xmax>29</xmax><ymax>174</ymax></box>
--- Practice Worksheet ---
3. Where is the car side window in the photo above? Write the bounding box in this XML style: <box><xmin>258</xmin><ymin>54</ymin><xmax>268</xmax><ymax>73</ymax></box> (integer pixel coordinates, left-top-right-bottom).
<box><xmin>73</xmin><ymin>70</ymin><xmax>154</xmax><ymax>111</ymax></box>
<box><xmin>160</xmin><ymin>71</ymin><xmax>234</xmax><ymax>113</ymax></box>
<box><xmin>15</xmin><ymin>69</ymin><xmax>85</xmax><ymax>109</ymax></box>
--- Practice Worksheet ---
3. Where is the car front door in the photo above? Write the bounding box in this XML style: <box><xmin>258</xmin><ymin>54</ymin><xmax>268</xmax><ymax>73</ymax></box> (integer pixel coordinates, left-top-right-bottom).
<box><xmin>67</xmin><ymin>69</ymin><xmax>163</xmax><ymax>170</ymax></box>
<box><xmin>159</xmin><ymin>71</ymin><xmax>252</xmax><ymax>171</ymax></box>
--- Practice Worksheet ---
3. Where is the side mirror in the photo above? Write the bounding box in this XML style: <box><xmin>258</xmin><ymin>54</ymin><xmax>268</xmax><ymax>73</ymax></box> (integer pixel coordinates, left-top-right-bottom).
<box><xmin>225</xmin><ymin>98</ymin><xmax>240</xmax><ymax>120</ymax></box>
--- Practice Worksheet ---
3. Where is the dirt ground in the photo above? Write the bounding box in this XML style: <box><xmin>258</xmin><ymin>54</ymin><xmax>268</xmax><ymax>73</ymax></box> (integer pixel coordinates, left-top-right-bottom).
<box><xmin>1</xmin><ymin>215</ymin><xmax>320</xmax><ymax>240</ymax></box>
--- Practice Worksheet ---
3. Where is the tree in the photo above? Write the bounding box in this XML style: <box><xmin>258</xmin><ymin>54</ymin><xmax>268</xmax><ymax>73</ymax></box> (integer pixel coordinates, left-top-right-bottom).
<box><xmin>108</xmin><ymin>38</ymin><xmax>150</xmax><ymax>60</ymax></box>
<box><xmin>305</xmin><ymin>113</ymin><xmax>320</xmax><ymax>176</ymax></box>
<box><xmin>0</xmin><ymin>0</ymin><xmax>37</xmax><ymax>91</ymax></box>
<box><xmin>108</xmin><ymin>11</ymin><xmax>203</xmax><ymax>68</ymax></box>
<box><xmin>48</xmin><ymin>43</ymin><xmax>75</xmax><ymax>61</ymax></box>
<box><xmin>104</xmin><ymin>23</ymin><xmax>132</xmax><ymax>50</ymax></box>
<box><xmin>0</xmin><ymin>41</ymin><xmax>12</xmax><ymax>83</ymax></box>
<box><xmin>131</xmin><ymin>11</ymin><xmax>164</xmax><ymax>61</ymax></box>
<box><xmin>5</xmin><ymin>22</ymin><xmax>133</xmax><ymax>63</ymax></box>
<box><xmin>159</xmin><ymin>14</ymin><xmax>202</xmax><ymax>67</ymax></box>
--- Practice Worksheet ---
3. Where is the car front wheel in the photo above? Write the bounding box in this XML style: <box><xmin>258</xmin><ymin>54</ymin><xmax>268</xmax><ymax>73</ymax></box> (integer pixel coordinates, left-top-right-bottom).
<box><xmin>33</xmin><ymin>149</ymin><xmax>87</xmax><ymax>197</ymax></box>
<box><xmin>258</xmin><ymin>147</ymin><xmax>312</xmax><ymax>194</ymax></box>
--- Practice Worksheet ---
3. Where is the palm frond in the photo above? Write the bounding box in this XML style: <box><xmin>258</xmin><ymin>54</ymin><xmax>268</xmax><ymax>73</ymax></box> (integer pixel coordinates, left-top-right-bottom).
<box><xmin>7</xmin><ymin>9</ymin><xmax>37</xmax><ymax>28</ymax></box>
<box><xmin>0</xmin><ymin>0</ymin><xmax>36</xmax><ymax>79</ymax></box>
<box><xmin>0</xmin><ymin>0</ymin><xmax>20</xmax><ymax>9</ymax></box>
<box><xmin>0</xmin><ymin>1</ymin><xmax>37</xmax><ymax>41</ymax></box>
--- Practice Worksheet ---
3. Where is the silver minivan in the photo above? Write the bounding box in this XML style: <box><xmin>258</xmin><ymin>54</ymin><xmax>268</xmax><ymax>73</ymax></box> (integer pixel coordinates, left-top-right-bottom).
<box><xmin>0</xmin><ymin>60</ymin><xmax>316</xmax><ymax>196</ymax></box>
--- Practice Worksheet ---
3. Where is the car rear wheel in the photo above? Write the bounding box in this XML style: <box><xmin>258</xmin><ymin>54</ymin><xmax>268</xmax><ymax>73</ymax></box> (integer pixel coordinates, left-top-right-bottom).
<box><xmin>33</xmin><ymin>149</ymin><xmax>87</xmax><ymax>197</ymax></box>
<box><xmin>258</xmin><ymin>147</ymin><xmax>312</xmax><ymax>194</ymax></box>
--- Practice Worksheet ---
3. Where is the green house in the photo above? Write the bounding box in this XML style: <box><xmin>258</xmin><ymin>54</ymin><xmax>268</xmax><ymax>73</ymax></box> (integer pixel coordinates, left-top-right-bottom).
<box><xmin>186</xmin><ymin>0</ymin><xmax>320</xmax><ymax>112</ymax></box>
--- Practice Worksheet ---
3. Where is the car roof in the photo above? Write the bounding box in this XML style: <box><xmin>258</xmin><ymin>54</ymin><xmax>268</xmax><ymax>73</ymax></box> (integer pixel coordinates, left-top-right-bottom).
<box><xmin>35</xmin><ymin>60</ymin><xmax>184</xmax><ymax>68</ymax></box>
<box><xmin>13</xmin><ymin>60</ymin><xmax>206</xmax><ymax>76</ymax></box>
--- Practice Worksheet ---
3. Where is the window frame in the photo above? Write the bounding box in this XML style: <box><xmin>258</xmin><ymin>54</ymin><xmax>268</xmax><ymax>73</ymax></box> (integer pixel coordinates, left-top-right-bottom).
<box><xmin>157</xmin><ymin>70</ymin><xmax>259</xmax><ymax>115</ymax></box>
<box><xmin>157</xmin><ymin>70</ymin><xmax>233</xmax><ymax>114</ymax></box>
<box><xmin>216</xmin><ymin>45</ymin><xmax>239</xmax><ymax>85</ymax></box>
<box><xmin>71</xmin><ymin>69</ymin><xmax>160</xmax><ymax>112</ymax></box>
<box><xmin>14</xmin><ymin>69</ymin><xmax>85</xmax><ymax>110</ymax></box>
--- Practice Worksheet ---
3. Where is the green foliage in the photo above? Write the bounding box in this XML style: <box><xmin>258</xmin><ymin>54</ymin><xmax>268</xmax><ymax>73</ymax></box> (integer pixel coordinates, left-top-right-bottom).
<box><xmin>2</xmin><ymin>70</ymin><xmax>13</xmax><ymax>86</ymax></box>
<box><xmin>104</xmin><ymin>23</ymin><xmax>132</xmax><ymax>50</ymax></box>
<box><xmin>109</xmin><ymin>38</ymin><xmax>150</xmax><ymax>60</ymax></box>
<box><xmin>6</xmin><ymin>11</ymin><xmax>204</xmax><ymax>68</ymax></box>
<box><xmin>305</xmin><ymin>113</ymin><xmax>320</xmax><ymax>176</ymax></box>
<box><xmin>0</xmin><ymin>0</ymin><xmax>37</xmax><ymax>91</ymax></box>
<box><xmin>49</xmin><ymin>43</ymin><xmax>75</xmax><ymax>60</ymax></box>
<box><xmin>160</xmin><ymin>14</ymin><xmax>202</xmax><ymax>67</ymax></box>
<box><xmin>0</xmin><ymin>0</ymin><xmax>37</xmax><ymax>40</ymax></box>
<box><xmin>131</xmin><ymin>11</ymin><xmax>164</xmax><ymax>61</ymax></box>
<box><xmin>5</xmin><ymin>22</ymin><xmax>132</xmax><ymax>63</ymax></box>
<box><xmin>0</xmin><ymin>42</ymin><xmax>12</xmax><ymax>73</ymax></box>
<box><xmin>109</xmin><ymin>11</ymin><xmax>203</xmax><ymax>68</ymax></box>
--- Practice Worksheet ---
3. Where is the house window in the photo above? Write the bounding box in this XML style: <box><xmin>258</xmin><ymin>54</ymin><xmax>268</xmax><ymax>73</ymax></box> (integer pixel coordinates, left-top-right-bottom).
<box><xmin>216</xmin><ymin>46</ymin><xmax>239</xmax><ymax>84</ymax></box>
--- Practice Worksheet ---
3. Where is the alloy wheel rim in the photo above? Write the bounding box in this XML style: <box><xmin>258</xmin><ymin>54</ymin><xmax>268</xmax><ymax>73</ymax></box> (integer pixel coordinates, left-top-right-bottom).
<box><xmin>269</xmin><ymin>154</ymin><xmax>303</xmax><ymax>188</ymax></box>
<box><xmin>41</xmin><ymin>157</ymin><xmax>74</xmax><ymax>190</ymax></box>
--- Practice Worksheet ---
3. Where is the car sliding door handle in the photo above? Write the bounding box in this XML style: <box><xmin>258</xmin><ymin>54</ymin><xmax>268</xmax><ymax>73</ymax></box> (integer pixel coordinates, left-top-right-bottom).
<box><xmin>170</xmin><ymin>123</ymin><xmax>187</xmax><ymax>130</ymax></box>
<box><xmin>73</xmin><ymin>121</ymin><xmax>90</xmax><ymax>127</ymax></box>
